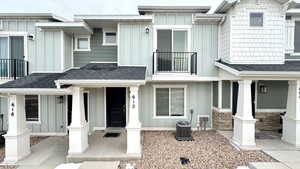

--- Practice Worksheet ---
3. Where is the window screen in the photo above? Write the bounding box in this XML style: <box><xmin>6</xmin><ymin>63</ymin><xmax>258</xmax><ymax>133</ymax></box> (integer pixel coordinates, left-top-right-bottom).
<box><xmin>77</xmin><ymin>38</ymin><xmax>89</xmax><ymax>49</ymax></box>
<box><xmin>170</xmin><ymin>88</ymin><xmax>184</xmax><ymax>116</ymax></box>
<box><xmin>250</xmin><ymin>13</ymin><xmax>263</xmax><ymax>27</ymax></box>
<box><xmin>105</xmin><ymin>32</ymin><xmax>117</xmax><ymax>44</ymax></box>
<box><xmin>25</xmin><ymin>95</ymin><xmax>39</xmax><ymax>122</ymax></box>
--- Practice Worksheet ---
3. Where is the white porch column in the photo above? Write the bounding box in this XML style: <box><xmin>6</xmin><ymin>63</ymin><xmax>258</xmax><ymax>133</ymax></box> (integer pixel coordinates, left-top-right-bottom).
<box><xmin>127</xmin><ymin>86</ymin><xmax>141</xmax><ymax>155</ymax></box>
<box><xmin>4</xmin><ymin>95</ymin><xmax>30</xmax><ymax>163</ymax></box>
<box><xmin>282</xmin><ymin>80</ymin><xmax>300</xmax><ymax>147</ymax></box>
<box><xmin>68</xmin><ymin>87</ymin><xmax>88</xmax><ymax>154</ymax></box>
<box><xmin>232</xmin><ymin>80</ymin><xmax>256</xmax><ymax>147</ymax></box>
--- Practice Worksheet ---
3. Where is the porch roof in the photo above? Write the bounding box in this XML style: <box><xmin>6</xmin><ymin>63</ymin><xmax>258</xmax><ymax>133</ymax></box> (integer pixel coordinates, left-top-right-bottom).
<box><xmin>59</xmin><ymin>63</ymin><xmax>146</xmax><ymax>81</ymax></box>
<box><xmin>0</xmin><ymin>63</ymin><xmax>146</xmax><ymax>92</ymax></box>
<box><xmin>215</xmin><ymin>60</ymin><xmax>300</xmax><ymax>78</ymax></box>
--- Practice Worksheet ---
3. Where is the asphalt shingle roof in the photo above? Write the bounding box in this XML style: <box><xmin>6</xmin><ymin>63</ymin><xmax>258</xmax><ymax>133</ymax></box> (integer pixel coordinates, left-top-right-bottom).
<box><xmin>0</xmin><ymin>73</ymin><xmax>65</xmax><ymax>88</ymax></box>
<box><xmin>218</xmin><ymin>60</ymin><xmax>300</xmax><ymax>72</ymax></box>
<box><xmin>60</xmin><ymin>63</ymin><xmax>146</xmax><ymax>80</ymax></box>
<box><xmin>0</xmin><ymin>63</ymin><xmax>146</xmax><ymax>89</ymax></box>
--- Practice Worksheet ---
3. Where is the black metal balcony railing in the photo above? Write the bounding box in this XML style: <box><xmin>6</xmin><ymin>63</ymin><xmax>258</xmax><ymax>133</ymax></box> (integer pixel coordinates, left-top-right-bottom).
<box><xmin>0</xmin><ymin>59</ymin><xmax>29</xmax><ymax>80</ymax></box>
<box><xmin>153</xmin><ymin>52</ymin><xmax>197</xmax><ymax>74</ymax></box>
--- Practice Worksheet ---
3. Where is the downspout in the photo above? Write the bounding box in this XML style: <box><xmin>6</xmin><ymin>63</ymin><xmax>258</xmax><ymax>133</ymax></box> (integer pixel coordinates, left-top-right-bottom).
<box><xmin>217</xmin><ymin>16</ymin><xmax>226</xmax><ymax>60</ymax></box>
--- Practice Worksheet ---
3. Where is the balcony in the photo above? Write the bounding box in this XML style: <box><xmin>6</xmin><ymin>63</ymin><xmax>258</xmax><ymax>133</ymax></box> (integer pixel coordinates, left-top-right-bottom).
<box><xmin>152</xmin><ymin>52</ymin><xmax>197</xmax><ymax>74</ymax></box>
<box><xmin>0</xmin><ymin>59</ymin><xmax>29</xmax><ymax>80</ymax></box>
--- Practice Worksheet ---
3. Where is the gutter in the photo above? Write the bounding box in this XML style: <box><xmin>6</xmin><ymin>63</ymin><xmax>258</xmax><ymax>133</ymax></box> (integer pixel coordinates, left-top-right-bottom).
<box><xmin>193</xmin><ymin>14</ymin><xmax>226</xmax><ymax>22</ymax></box>
<box><xmin>74</xmin><ymin>15</ymin><xmax>153</xmax><ymax>21</ymax></box>
<box><xmin>0</xmin><ymin>13</ymin><xmax>68</xmax><ymax>22</ymax></box>
<box><xmin>55</xmin><ymin>79</ymin><xmax>146</xmax><ymax>87</ymax></box>
<box><xmin>0</xmin><ymin>88</ymin><xmax>72</xmax><ymax>95</ymax></box>
<box><xmin>214</xmin><ymin>0</ymin><xmax>238</xmax><ymax>14</ymax></box>
<box><xmin>36</xmin><ymin>22</ymin><xmax>93</xmax><ymax>34</ymax></box>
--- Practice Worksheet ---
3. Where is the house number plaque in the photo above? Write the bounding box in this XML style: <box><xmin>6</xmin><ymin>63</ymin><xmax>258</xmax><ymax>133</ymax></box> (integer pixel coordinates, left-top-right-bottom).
<box><xmin>132</xmin><ymin>95</ymin><xmax>136</xmax><ymax>109</ymax></box>
<box><xmin>11</xmin><ymin>102</ymin><xmax>15</xmax><ymax>117</ymax></box>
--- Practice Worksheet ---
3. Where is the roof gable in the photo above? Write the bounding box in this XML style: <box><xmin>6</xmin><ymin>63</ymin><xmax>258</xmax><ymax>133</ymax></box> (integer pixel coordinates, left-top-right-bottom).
<box><xmin>214</xmin><ymin>0</ymin><xmax>291</xmax><ymax>13</ymax></box>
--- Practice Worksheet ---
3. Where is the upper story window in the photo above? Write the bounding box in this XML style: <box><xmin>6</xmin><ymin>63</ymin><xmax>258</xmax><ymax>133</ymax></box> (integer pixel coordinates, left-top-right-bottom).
<box><xmin>74</xmin><ymin>36</ymin><xmax>91</xmax><ymax>51</ymax></box>
<box><xmin>294</xmin><ymin>22</ymin><xmax>300</xmax><ymax>53</ymax></box>
<box><xmin>155</xmin><ymin>27</ymin><xmax>190</xmax><ymax>52</ymax></box>
<box><xmin>25</xmin><ymin>95</ymin><xmax>40</xmax><ymax>122</ymax></box>
<box><xmin>103</xmin><ymin>28</ymin><xmax>117</xmax><ymax>46</ymax></box>
<box><xmin>250</xmin><ymin>12</ymin><xmax>264</xmax><ymax>27</ymax></box>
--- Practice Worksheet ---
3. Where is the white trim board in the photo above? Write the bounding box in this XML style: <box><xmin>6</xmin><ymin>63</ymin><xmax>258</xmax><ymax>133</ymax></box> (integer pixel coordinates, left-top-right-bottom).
<box><xmin>30</xmin><ymin>132</ymin><xmax>67</xmax><ymax>136</ymax></box>
<box><xmin>215</xmin><ymin>61</ymin><xmax>300</xmax><ymax>78</ymax></box>
<box><xmin>0</xmin><ymin>89</ymin><xmax>72</xmax><ymax>95</ymax></box>
<box><xmin>256</xmin><ymin>109</ymin><xmax>286</xmax><ymax>113</ymax></box>
<box><xmin>55</xmin><ymin>80</ymin><xmax>146</xmax><ymax>87</ymax></box>
<box><xmin>141</xmin><ymin>127</ymin><xmax>213</xmax><ymax>131</ymax></box>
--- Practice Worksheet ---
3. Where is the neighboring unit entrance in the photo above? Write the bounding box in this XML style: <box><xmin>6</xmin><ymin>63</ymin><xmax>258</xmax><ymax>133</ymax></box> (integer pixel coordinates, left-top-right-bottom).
<box><xmin>106</xmin><ymin>87</ymin><xmax>126</xmax><ymax>127</ymax></box>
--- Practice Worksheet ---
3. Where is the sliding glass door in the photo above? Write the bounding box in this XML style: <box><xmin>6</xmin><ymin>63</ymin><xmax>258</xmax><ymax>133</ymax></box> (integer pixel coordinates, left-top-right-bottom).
<box><xmin>0</xmin><ymin>36</ymin><xmax>24</xmax><ymax>78</ymax></box>
<box><xmin>156</xmin><ymin>29</ymin><xmax>189</xmax><ymax>72</ymax></box>
<box><xmin>0</xmin><ymin>37</ymin><xmax>9</xmax><ymax>77</ymax></box>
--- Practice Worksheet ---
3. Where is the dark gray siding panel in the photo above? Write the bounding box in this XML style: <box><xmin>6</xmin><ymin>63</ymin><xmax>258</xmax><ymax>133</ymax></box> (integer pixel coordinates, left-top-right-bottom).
<box><xmin>222</xmin><ymin>81</ymin><xmax>231</xmax><ymax>109</ymax></box>
<box><xmin>0</xmin><ymin>98</ymin><xmax>8</xmax><ymax>131</ymax></box>
<box><xmin>74</xmin><ymin>29</ymin><xmax>117</xmax><ymax>67</ymax></box>
<box><xmin>213</xmin><ymin>81</ymin><xmax>218</xmax><ymax>107</ymax></box>
<box><xmin>257</xmin><ymin>81</ymin><xmax>288</xmax><ymax>109</ymax></box>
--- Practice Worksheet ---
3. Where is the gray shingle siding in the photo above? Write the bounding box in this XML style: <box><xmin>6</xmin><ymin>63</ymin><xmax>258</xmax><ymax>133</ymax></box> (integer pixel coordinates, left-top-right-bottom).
<box><xmin>73</xmin><ymin>29</ymin><xmax>117</xmax><ymax>67</ymax></box>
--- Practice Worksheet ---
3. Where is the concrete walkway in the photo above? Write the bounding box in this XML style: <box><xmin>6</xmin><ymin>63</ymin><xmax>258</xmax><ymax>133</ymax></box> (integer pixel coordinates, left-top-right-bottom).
<box><xmin>16</xmin><ymin>136</ymin><xmax>68</xmax><ymax>169</ymax></box>
<box><xmin>218</xmin><ymin>131</ymin><xmax>300</xmax><ymax>169</ymax></box>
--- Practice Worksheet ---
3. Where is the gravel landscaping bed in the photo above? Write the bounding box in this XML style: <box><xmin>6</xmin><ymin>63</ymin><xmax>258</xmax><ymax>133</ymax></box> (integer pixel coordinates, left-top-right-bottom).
<box><xmin>0</xmin><ymin>136</ymin><xmax>48</xmax><ymax>169</ymax></box>
<box><xmin>121</xmin><ymin>131</ymin><xmax>275</xmax><ymax>169</ymax></box>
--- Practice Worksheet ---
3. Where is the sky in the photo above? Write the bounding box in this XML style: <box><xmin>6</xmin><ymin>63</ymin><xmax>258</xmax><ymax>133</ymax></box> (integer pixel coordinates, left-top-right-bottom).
<box><xmin>0</xmin><ymin>0</ymin><xmax>224</xmax><ymax>20</ymax></box>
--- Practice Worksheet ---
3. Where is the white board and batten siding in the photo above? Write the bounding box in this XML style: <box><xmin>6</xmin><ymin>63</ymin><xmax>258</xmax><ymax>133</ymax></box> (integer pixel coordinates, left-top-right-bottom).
<box><xmin>0</xmin><ymin>18</ymin><xmax>72</xmax><ymax>72</ymax></box>
<box><xmin>221</xmin><ymin>0</ymin><xmax>286</xmax><ymax>64</ymax></box>
<box><xmin>118</xmin><ymin>13</ymin><xmax>219</xmax><ymax>77</ymax></box>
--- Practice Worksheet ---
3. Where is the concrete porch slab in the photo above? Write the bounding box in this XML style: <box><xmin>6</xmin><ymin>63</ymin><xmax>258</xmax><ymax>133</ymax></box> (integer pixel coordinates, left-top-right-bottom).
<box><xmin>67</xmin><ymin>131</ymin><xmax>141</xmax><ymax>163</ymax></box>
<box><xmin>79</xmin><ymin>161</ymin><xmax>120</xmax><ymax>169</ymax></box>
<box><xmin>248</xmin><ymin>162</ymin><xmax>290</xmax><ymax>169</ymax></box>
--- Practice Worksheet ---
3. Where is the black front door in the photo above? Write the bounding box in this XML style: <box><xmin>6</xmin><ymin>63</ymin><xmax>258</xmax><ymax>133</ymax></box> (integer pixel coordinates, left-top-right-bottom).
<box><xmin>67</xmin><ymin>93</ymin><xmax>89</xmax><ymax>126</ymax></box>
<box><xmin>106</xmin><ymin>88</ymin><xmax>126</xmax><ymax>127</ymax></box>
<box><xmin>232</xmin><ymin>82</ymin><xmax>239</xmax><ymax>116</ymax></box>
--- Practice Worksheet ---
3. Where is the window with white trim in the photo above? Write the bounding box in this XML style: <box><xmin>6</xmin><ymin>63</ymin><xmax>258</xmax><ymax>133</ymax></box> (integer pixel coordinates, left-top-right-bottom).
<box><xmin>25</xmin><ymin>95</ymin><xmax>39</xmax><ymax>122</ymax></box>
<box><xmin>250</xmin><ymin>12</ymin><xmax>263</xmax><ymax>27</ymax></box>
<box><xmin>154</xmin><ymin>86</ymin><xmax>185</xmax><ymax>117</ymax></box>
<box><xmin>103</xmin><ymin>30</ymin><xmax>117</xmax><ymax>46</ymax></box>
<box><xmin>74</xmin><ymin>36</ymin><xmax>90</xmax><ymax>51</ymax></box>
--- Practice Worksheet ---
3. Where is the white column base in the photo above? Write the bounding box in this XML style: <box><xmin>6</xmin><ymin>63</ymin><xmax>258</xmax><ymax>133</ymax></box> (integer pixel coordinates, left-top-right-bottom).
<box><xmin>4</xmin><ymin>129</ymin><xmax>31</xmax><ymax>164</ymax></box>
<box><xmin>232</xmin><ymin>116</ymin><xmax>257</xmax><ymax>147</ymax></box>
<box><xmin>68</xmin><ymin>123</ymin><xmax>89</xmax><ymax>154</ymax></box>
<box><xmin>127</xmin><ymin>124</ymin><xmax>141</xmax><ymax>155</ymax></box>
<box><xmin>282</xmin><ymin>117</ymin><xmax>300</xmax><ymax>147</ymax></box>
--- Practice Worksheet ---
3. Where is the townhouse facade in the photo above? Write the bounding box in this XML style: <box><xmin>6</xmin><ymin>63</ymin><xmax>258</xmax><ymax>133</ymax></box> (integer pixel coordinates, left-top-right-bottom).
<box><xmin>0</xmin><ymin>0</ymin><xmax>299</xmax><ymax>163</ymax></box>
